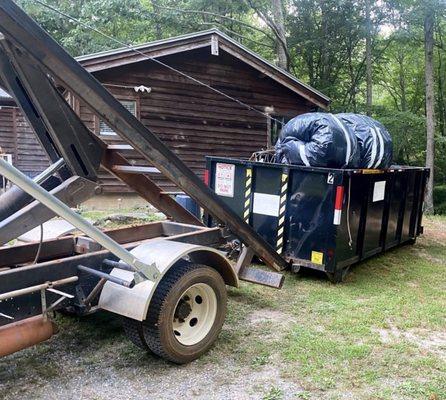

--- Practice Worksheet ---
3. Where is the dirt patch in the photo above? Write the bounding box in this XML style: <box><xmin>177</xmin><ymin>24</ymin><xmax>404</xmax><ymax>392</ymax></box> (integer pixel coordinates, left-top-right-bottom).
<box><xmin>248</xmin><ymin>309</ymin><xmax>295</xmax><ymax>328</ymax></box>
<box><xmin>0</xmin><ymin>307</ymin><xmax>302</xmax><ymax>400</ymax></box>
<box><xmin>376</xmin><ymin>326</ymin><xmax>446</xmax><ymax>360</ymax></box>
<box><xmin>422</xmin><ymin>219</ymin><xmax>446</xmax><ymax>244</ymax></box>
<box><xmin>247</xmin><ymin>309</ymin><xmax>296</xmax><ymax>342</ymax></box>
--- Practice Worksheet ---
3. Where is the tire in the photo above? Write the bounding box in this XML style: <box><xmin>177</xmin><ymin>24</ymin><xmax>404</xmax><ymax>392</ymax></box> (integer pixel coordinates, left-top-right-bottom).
<box><xmin>326</xmin><ymin>266</ymin><xmax>350</xmax><ymax>283</ymax></box>
<box><xmin>122</xmin><ymin>317</ymin><xmax>150</xmax><ymax>350</ymax></box>
<box><xmin>123</xmin><ymin>263</ymin><xmax>227</xmax><ymax>364</ymax></box>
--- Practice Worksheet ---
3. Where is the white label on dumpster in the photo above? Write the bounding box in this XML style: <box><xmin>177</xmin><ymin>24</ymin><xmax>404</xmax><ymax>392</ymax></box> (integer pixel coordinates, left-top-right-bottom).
<box><xmin>373</xmin><ymin>181</ymin><xmax>386</xmax><ymax>202</ymax></box>
<box><xmin>215</xmin><ymin>163</ymin><xmax>235</xmax><ymax>197</ymax></box>
<box><xmin>252</xmin><ymin>193</ymin><xmax>280</xmax><ymax>217</ymax></box>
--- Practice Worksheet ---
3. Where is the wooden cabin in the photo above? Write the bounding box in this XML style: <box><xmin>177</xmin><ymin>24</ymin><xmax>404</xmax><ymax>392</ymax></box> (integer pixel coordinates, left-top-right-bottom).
<box><xmin>0</xmin><ymin>29</ymin><xmax>329</xmax><ymax>204</ymax></box>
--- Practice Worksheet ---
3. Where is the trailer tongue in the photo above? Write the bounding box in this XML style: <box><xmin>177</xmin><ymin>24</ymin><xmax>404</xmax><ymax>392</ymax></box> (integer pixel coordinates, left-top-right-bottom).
<box><xmin>0</xmin><ymin>0</ymin><xmax>285</xmax><ymax>363</ymax></box>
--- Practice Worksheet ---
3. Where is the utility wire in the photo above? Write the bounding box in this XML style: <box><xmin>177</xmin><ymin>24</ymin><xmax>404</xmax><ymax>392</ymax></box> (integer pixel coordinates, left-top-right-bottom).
<box><xmin>34</xmin><ymin>0</ymin><xmax>284</xmax><ymax>126</ymax></box>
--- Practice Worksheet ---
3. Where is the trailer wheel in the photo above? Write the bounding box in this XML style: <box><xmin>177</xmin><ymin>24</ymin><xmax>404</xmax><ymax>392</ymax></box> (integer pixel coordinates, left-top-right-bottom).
<box><xmin>326</xmin><ymin>266</ymin><xmax>350</xmax><ymax>283</ymax></box>
<box><xmin>124</xmin><ymin>263</ymin><xmax>227</xmax><ymax>364</ymax></box>
<box><xmin>122</xmin><ymin>317</ymin><xmax>150</xmax><ymax>350</ymax></box>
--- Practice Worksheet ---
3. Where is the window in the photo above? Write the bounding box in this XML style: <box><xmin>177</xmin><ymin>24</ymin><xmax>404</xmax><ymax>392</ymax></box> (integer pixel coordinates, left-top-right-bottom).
<box><xmin>269</xmin><ymin>115</ymin><xmax>291</xmax><ymax>147</ymax></box>
<box><xmin>0</xmin><ymin>153</ymin><xmax>13</xmax><ymax>191</ymax></box>
<box><xmin>99</xmin><ymin>100</ymin><xmax>137</xmax><ymax>136</ymax></box>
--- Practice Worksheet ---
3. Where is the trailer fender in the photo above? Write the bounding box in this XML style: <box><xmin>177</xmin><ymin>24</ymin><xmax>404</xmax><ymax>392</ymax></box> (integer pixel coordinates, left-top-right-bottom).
<box><xmin>98</xmin><ymin>240</ymin><xmax>237</xmax><ymax>321</ymax></box>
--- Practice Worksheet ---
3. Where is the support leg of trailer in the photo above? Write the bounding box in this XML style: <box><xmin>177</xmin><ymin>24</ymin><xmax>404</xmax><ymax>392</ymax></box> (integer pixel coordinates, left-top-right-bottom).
<box><xmin>234</xmin><ymin>246</ymin><xmax>284</xmax><ymax>289</ymax></box>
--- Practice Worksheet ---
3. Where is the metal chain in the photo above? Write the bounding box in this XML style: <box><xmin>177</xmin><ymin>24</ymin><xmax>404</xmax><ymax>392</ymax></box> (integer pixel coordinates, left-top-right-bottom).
<box><xmin>34</xmin><ymin>0</ymin><xmax>285</xmax><ymax>126</ymax></box>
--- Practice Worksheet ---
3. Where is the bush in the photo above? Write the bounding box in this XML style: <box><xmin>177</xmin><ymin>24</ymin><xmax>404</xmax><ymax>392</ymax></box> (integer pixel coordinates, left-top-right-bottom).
<box><xmin>434</xmin><ymin>185</ymin><xmax>446</xmax><ymax>214</ymax></box>
<box><xmin>373</xmin><ymin>110</ymin><xmax>426</xmax><ymax>166</ymax></box>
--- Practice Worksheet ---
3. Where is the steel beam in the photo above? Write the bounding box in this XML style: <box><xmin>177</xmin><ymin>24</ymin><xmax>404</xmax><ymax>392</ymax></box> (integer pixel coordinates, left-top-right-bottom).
<box><xmin>0</xmin><ymin>43</ymin><xmax>62</xmax><ymax>167</ymax></box>
<box><xmin>0</xmin><ymin>40</ymin><xmax>104</xmax><ymax>180</ymax></box>
<box><xmin>0</xmin><ymin>276</ymin><xmax>78</xmax><ymax>302</ymax></box>
<box><xmin>0</xmin><ymin>0</ymin><xmax>287</xmax><ymax>271</ymax></box>
<box><xmin>102</xmin><ymin>150</ymin><xmax>203</xmax><ymax>226</ymax></box>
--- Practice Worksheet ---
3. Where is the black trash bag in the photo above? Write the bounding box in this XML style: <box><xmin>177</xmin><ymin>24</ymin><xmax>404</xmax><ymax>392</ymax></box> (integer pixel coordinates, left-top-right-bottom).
<box><xmin>275</xmin><ymin>112</ymin><xmax>360</xmax><ymax>168</ymax></box>
<box><xmin>337</xmin><ymin>113</ymin><xmax>393</xmax><ymax>169</ymax></box>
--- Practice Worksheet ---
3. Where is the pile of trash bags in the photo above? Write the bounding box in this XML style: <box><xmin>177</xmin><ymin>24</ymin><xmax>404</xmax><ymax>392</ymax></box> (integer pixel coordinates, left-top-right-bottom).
<box><xmin>275</xmin><ymin>113</ymin><xmax>393</xmax><ymax>169</ymax></box>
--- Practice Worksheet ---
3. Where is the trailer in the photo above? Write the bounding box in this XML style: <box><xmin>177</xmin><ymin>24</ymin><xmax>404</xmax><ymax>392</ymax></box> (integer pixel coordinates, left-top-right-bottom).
<box><xmin>0</xmin><ymin>1</ymin><xmax>286</xmax><ymax>364</ymax></box>
<box><xmin>206</xmin><ymin>157</ymin><xmax>429</xmax><ymax>282</ymax></box>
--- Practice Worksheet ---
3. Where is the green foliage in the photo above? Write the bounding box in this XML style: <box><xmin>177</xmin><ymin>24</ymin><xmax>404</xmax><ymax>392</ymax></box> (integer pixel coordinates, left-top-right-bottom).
<box><xmin>434</xmin><ymin>185</ymin><xmax>446</xmax><ymax>214</ymax></box>
<box><xmin>374</xmin><ymin>109</ymin><xmax>426</xmax><ymax>165</ymax></box>
<box><xmin>262</xmin><ymin>386</ymin><xmax>283</xmax><ymax>400</ymax></box>
<box><xmin>18</xmin><ymin>0</ymin><xmax>151</xmax><ymax>55</ymax></box>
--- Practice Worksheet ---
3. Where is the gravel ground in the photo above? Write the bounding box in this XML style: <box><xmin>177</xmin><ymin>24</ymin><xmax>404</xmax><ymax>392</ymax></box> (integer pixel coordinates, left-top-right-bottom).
<box><xmin>0</xmin><ymin>290</ymin><xmax>303</xmax><ymax>400</ymax></box>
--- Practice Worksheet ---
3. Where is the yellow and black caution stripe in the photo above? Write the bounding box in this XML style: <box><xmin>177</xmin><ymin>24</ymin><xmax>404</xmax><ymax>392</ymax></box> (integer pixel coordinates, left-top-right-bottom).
<box><xmin>276</xmin><ymin>172</ymin><xmax>289</xmax><ymax>254</ymax></box>
<box><xmin>243</xmin><ymin>168</ymin><xmax>252</xmax><ymax>224</ymax></box>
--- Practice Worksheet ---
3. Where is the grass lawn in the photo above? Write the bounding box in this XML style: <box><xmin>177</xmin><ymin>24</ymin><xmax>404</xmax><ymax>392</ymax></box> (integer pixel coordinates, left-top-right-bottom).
<box><xmin>225</xmin><ymin>215</ymin><xmax>446</xmax><ymax>399</ymax></box>
<box><xmin>1</xmin><ymin>215</ymin><xmax>445</xmax><ymax>400</ymax></box>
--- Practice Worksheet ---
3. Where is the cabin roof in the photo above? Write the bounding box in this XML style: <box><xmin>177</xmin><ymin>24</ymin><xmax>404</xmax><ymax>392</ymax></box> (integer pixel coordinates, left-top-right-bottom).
<box><xmin>76</xmin><ymin>29</ymin><xmax>330</xmax><ymax>109</ymax></box>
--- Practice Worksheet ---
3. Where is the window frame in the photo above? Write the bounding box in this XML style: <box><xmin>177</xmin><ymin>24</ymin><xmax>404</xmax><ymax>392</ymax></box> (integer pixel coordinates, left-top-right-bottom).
<box><xmin>268</xmin><ymin>115</ymin><xmax>291</xmax><ymax>148</ymax></box>
<box><xmin>95</xmin><ymin>95</ymin><xmax>140</xmax><ymax>136</ymax></box>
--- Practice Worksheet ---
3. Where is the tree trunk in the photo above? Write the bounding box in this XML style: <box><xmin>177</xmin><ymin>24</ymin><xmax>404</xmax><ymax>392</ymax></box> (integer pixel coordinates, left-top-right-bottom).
<box><xmin>424</xmin><ymin>3</ymin><xmax>435</xmax><ymax>213</ymax></box>
<box><xmin>398</xmin><ymin>54</ymin><xmax>407</xmax><ymax>112</ymax></box>
<box><xmin>365</xmin><ymin>0</ymin><xmax>372</xmax><ymax>116</ymax></box>
<box><xmin>271</xmin><ymin>0</ymin><xmax>288</xmax><ymax>70</ymax></box>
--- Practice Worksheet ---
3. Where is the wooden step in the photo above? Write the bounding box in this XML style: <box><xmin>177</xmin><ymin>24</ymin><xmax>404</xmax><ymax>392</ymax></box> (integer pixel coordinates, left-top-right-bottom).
<box><xmin>107</xmin><ymin>144</ymin><xmax>133</xmax><ymax>150</ymax></box>
<box><xmin>111</xmin><ymin>165</ymin><xmax>160</xmax><ymax>174</ymax></box>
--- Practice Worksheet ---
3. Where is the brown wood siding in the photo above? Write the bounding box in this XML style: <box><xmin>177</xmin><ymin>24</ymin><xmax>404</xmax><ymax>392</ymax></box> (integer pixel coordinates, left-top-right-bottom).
<box><xmin>86</xmin><ymin>48</ymin><xmax>313</xmax><ymax>192</ymax></box>
<box><xmin>0</xmin><ymin>108</ymin><xmax>16</xmax><ymax>162</ymax></box>
<box><xmin>0</xmin><ymin>47</ymin><xmax>316</xmax><ymax>192</ymax></box>
<box><xmin>15</xmin><ymin>109</ymin><xmax>49</xmax><ymax>176</ymax></box>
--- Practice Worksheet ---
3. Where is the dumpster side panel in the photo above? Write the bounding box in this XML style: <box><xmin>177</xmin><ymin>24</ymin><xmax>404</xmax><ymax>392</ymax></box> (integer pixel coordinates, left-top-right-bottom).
<box><xmin>385</xmin><ymin>173</ymin><xmax>407</xmax><ymax>249</ymax></box>
<box><xmin>284</xmin><ymin>169</ymin><xmax>338</xmax><ymax>270</ymax></box>
<box><xmin>401</xmin><ymin>170</ymin><xmax>418</xmax><ymax>242</ymax></box>
<box><xmin>207</xmin><ymin>161</ymin><xmax>247</xmax><ymax>221</ymax></box>
<box><xmin>250</xmin><ymin>165</ymin><xmax>284</xmax><ymax>249</ymax></box>
<box><xmin>362</xmin><ymin>175</ymin><xmax>389</xmax><ymax>257</ymax></box>
<box><xmin>334</xmin><ymin>173</ymin><xmax>364</xmax><ymax>268</ymax></box>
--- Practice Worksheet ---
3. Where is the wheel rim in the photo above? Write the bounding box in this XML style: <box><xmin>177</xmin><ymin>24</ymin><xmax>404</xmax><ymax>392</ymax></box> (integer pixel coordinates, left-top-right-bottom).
<box><xmin>172</xmin><ymin>283</ymin><xmax>217</xmax><ymax>346</ymax></box>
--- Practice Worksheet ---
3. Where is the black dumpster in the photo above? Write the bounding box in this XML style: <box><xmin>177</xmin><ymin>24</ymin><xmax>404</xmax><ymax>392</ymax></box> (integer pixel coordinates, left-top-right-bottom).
<box><xmin>205</xmin><ymin>157</ymin><xmax>429</xmax><ymax>281</ymax></box>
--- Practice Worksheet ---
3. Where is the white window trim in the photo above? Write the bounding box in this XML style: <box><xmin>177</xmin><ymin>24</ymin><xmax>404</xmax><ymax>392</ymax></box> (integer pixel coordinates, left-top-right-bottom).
<box><xmin>99</xmin><ymin>99</ymin><xmax>137</xmax><ymax>136</ymax></box>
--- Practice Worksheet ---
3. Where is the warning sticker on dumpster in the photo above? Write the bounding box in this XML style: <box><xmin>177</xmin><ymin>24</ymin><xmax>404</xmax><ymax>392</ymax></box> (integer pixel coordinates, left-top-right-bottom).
<box><xmin>215</xmin><ymin>163</ymin><xmax>235</xmax><ymax>197</ymax></box>
<box><xmin>373</xmin><ymin>181</ymin><xmax>386</xmax><ymax>202</ymax></box>
<box><xmin>311</xmin><ymin>251</ymin><xmax>324</xmax><ymax>265</ymax></box>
